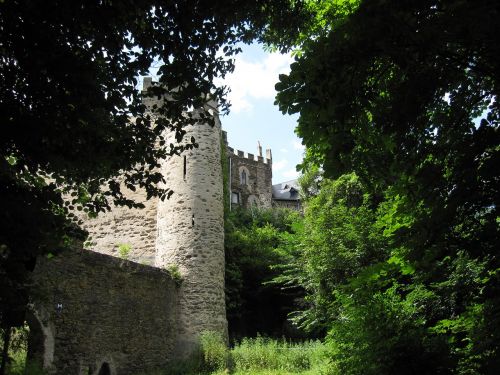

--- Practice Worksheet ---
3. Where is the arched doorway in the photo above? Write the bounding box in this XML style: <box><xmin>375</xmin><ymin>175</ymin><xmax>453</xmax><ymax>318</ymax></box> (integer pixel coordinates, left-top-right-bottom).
<box><xmin>97</xmin><ymin>362</ymin><xmax>111</xmax><ymax>375</ymax></box>
<box><xmin>25</xmin><ymin>311</ymin><xmax>45</xmax><ymax>367</ymax></box>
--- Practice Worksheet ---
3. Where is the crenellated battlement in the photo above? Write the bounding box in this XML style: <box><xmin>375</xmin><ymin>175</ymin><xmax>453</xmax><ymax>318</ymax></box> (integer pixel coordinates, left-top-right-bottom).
<box><xmin>222</xmin><ymin>130</ymin><xmax>272</xmax><ymax>166</ymax></box>
<box><xmin>227</xmin><ymin>146</ymin><xmax>272</xmax><ymax>165</ymax></box>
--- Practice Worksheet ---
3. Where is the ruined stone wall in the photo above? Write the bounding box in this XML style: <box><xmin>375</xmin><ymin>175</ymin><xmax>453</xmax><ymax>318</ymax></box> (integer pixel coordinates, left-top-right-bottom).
<box><xmin>227</xmin><ymin>146</ymin><xmax>272</xmax><ymax>209</ymax></box>
<box><xmin>79</xmin><ymin>77</ymin><xmax>165</xmax><ymax>265</ymax></box>
<box><xmin>81</xmin><ymin>189</ymin><xmax>158</xmax><ymax>265</ymax></box>
<box><xmin>29</xmin><ymin>249</ymin><xmax>178</xmax><ymax>375</ymax></box>
<box><xmin>155</xmin><ymin>103</ymin><xmax>227</xmax><ymax>357</ymax></box>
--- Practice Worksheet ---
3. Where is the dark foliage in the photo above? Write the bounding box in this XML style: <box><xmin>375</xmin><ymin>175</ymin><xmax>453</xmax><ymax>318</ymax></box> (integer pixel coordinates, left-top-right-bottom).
<box><xmin>274</xmin><ymin>1</ymin><xmax>500</xmax><ymax>373</ymax></box>
<box><xmin>0</xmin><ymin>0</ymin><xmax>307</xmax><ymax>328</ymax></box>
<box><xmin>224</xmin><ymin>207</ymin><xmax>304</xmax><ymax>341</ymax></box>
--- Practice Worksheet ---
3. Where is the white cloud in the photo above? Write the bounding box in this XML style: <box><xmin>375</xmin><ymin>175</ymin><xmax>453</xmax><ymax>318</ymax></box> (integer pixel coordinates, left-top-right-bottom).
<box><xmin>282</xmin><ymin>168</ymin><xmax>300</xmax><ymax>179</ymax></box>
<box><xmin>219</xmin><ymin>52</ymin><xmax>293</xmax><ymax>113</ymax></box>
<box><xmin>273</xmin><ymin>159</ymin><xmax>288</xmax><ymax>172</ymax></box>
<box><xmin>280</xmin><ymin>148</ymin><xmax>288</xmax><ymax>153</ymax></box>
<box><xmin>292</xmin><ymin>139</ymin><xmax>305</xmax><ymax>151</ymax></box>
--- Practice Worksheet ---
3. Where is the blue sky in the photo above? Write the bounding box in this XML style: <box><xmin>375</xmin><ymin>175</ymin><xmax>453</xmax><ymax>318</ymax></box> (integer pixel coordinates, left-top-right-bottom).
<box><xmin>146</xmin><ymin>43</ymin><xmax>304</xmax><ymax>184</ymax></box>
<box><xmin>217</xmin><ymin>43</ymin><xmax>304</xmax><ymax>184</ymax></box>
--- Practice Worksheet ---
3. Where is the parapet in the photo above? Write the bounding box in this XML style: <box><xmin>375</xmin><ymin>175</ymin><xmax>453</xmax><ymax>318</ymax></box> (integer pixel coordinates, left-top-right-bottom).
<box><xmin>227</xmin><ymin>146</ymin><xmax>272</xmax><ymax>165</ymax></box>
<box><xmin>141</xmin><ymin>77</ymin><xmax>219</xmax><ymax>111</ymax></box>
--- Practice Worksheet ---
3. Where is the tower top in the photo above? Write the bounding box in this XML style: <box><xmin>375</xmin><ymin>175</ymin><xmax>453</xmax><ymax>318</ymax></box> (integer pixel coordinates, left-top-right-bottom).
<box><xmin>143</xmin><ymin>76</ymin><xmax>154</xmax><ymax>90</ymax></box>
<box><xmin>266</xmin><ymin>148</ymin><xmax>272</xmax><ymax>161</ymax></box>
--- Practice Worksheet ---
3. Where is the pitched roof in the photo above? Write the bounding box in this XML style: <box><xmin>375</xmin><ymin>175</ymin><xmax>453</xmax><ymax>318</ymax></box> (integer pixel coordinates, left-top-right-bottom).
<box><xmin>272</xmin><ymin>179</ymin><xmax>300</xmax><ymax>201</ymax></box>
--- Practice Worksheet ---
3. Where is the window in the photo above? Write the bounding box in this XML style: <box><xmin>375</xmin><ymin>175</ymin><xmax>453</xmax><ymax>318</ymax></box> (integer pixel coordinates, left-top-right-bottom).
<box><xmin>240</xmin><ymin>170</ymin><xmax>247</xmax><ymax>185</ymax></box>
<box><xmin>238</xmin><ymin>166</ymin><xmax>250</xmax><ymax>186</ymax></box>
<box><xmin>183</xmin><ymin>155</ymin><xmax>187</xmax><ymax>180</ymax></box>
<box><xmin>231</xmin><ymin>192</ymin><xmax>239</xmax><ymax>204</ymax></box>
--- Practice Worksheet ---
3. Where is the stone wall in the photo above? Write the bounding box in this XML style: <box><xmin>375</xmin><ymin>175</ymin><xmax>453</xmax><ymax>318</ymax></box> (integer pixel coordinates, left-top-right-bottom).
<box><xmin>29</xmin><ymin>248</ymin><xmax>178</xmax><ymax>375</ymax></box>
<box><xmin>226</xmin><ymin>139</ymin><xmax>273</xmax><ymax>209</ymax></box>
<box><xmin>81</xmin><ymin>188</ymin><xmax>158</xmax><ymax>265</ymax></box>
<box><xmin>272</xmin><ymin>199</ymin><xmax>302</xmax><ymax>211</ymax></box>
<box><xmin>155</xmin><ymin>103</ymin><xmax>227</xmax><ymax>357</ymax></box>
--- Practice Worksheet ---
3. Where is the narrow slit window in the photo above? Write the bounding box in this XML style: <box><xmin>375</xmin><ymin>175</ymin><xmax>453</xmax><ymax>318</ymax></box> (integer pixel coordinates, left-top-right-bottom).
<box><xmin>183</xmin><ymin>155</ymin><xmax>187</xmax><ymax>180</ymax></box>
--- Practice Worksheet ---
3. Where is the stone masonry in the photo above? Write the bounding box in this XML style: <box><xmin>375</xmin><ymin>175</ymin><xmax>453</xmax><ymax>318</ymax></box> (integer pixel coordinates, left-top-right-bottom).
<box><xmin>155</xmin><ymin>101</ymin><xmax>227</xmax><ymax>356</ymax></box>
<box><xmin>224</xmin><ymin>131</ymin><xmax>273</xmax><ymax>209</ymax></box>
<box><xmin>27</xmin><ymin>79</ymin><xmax>228</xmax><ymax>374</ymax></box>
<box><xmin>29</xmin><ymin>249</ymin><xmax>178</xmax><ymax>375</ymax></box>
<box><xmin>81</xmin><ymin>188</ymin><xmax>158</xmax><ymax>265</ymax></box>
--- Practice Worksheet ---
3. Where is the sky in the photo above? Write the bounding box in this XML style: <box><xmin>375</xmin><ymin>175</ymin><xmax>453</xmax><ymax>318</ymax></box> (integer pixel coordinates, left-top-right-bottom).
<box><xmin>216</xmin><ymin>43</ymin><xmax>304</xmax><ymax>184</ymax></box>
<box><xmin>146</xmin><ymin>43</ymin><xmax>304</xmax><ymax>184</ymax></box>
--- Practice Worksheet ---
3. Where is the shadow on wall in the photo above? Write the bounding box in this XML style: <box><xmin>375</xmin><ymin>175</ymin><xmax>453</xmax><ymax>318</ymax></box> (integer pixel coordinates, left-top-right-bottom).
<box><xmin>28</xmin><ymin>248</ymin><xmax>179</xmax><ymax>375</ymax></box>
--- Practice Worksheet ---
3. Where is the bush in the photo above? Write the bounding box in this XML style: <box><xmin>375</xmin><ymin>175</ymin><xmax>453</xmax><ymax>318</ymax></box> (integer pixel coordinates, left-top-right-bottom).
<box><xmin>117</xmin><ymin>243</ymin><xmax>131</xmax><ymax>259</ymax></box>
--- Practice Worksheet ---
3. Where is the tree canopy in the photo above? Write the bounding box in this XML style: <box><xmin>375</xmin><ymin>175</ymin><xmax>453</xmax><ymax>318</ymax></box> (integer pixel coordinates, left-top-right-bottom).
<box><xmin>274</xmin><ymin>0</ymin><xmax>500</xmax><ymax>373</ymax></box>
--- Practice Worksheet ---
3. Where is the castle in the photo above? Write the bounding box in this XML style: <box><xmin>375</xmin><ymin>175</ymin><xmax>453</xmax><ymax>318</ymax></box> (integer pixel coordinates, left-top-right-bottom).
<box><xmin>26</xmin><ymin>78</ymin><xmax>300</xmax><ymax>375</ymax></box>
<box><xmin>225</xmin><ymin>131</ymin><xmax>301</xmax><ymax>212</ymax></box>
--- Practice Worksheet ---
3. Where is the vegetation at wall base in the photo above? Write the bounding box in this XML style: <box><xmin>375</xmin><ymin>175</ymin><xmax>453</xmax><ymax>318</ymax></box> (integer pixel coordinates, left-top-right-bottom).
<box><xmin>0</xmin><ymin>326</ymin><xmax>45</xmax><ymax>375</ymax></box>
<box><xmin>140</xmin><ymin>332</ymin><xmax>329</xmax><ymax>375</ymax></box>
<box><xmin>1</xmin><ymin>0</ymin><xmax>498</xmax><ymax>373</ymax></box>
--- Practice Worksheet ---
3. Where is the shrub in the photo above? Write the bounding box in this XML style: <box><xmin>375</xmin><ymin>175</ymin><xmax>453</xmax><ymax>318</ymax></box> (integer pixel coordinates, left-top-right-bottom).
<box><xmin>165</xmin><ymin>264</ymin><xmax>183</xmax><ymax>286</ymax></box>
<box><xmin>117</xmin><ymin>243</ymin><xmax>131</xmax><ymax>259</ymax></box>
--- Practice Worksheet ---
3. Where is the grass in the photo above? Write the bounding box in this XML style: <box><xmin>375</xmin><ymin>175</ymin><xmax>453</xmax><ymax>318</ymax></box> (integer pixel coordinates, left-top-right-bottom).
<box><xmin>154</xmin><ymin>333</ymin><xmax>332</xmax><ymax>375</ymax></box>
<box><xmin>229</xmin><ymin>336</ymin><xmax>329</xmax><ymax>374</ymax></box>
<box><xmin>5</xmin><ymin>329</ymin><xmax>331</xmax><ymax>375</ymax></box>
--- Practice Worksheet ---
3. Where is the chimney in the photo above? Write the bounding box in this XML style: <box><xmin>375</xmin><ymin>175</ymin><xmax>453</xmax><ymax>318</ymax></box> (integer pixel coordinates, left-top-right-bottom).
<box><xmin>143</xmin><ymin>77</ymin><xmax>153</xmax><ymax>91</ymax></box>
<box><xmin>266</xmin><ymin>148</ymin><xmax>272</xmax><ymax>160</ymax></box>
<box><xmin>258</xmin><ymin>141</ymin><xmax>263</xmax><ymax>157</ymax></box>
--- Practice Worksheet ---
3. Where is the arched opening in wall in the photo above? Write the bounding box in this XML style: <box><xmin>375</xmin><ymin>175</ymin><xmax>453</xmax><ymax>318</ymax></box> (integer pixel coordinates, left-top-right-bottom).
<box><xmin>26</xmin><ymin>311</ymin><xmax>45</xmax><ymax>368</ymax></box>
<box><xmin>98</xmin><ymin>362</ymin><xmax>111</xmax><ymax>375</ymax></box>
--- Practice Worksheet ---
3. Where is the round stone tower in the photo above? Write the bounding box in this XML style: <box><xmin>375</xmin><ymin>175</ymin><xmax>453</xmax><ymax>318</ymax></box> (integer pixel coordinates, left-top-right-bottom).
<box><xmin>155</xmin><ymin>102</ymin><xmax>227</xmax><ymax>357</ymax></box>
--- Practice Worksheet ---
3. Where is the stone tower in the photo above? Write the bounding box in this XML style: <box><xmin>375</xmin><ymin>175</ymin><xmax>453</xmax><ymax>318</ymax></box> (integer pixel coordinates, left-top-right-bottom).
<box><xmin>155</xmin><ymin>100</ymin><xmax>227</xmax><ymax>356</ymax></box>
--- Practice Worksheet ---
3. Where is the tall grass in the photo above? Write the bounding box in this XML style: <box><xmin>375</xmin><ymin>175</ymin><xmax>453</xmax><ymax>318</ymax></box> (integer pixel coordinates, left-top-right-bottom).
<box><xmin>229</xmin><ymin>336</ymin><xmax>329</xmax><ymax>374</ymax></box>
<box><xmin>199</xmin><ymin>331</ymin><xmax>229</xmax><ymax>372</ymax></box>
<box><xmin>143</xmin><ymin>332</ymin><xmax>331</xmax><ymax>375</ymax></box>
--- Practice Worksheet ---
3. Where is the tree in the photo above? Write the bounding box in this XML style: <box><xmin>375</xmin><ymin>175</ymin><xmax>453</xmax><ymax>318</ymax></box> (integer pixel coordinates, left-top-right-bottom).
<box><xmin>275</xmin><ymin>0</ymin><xmax>499</xmax><ymax>373</ymax></box>
<box><xmin>275</xmin><ymin>174</ymin><xmax>387</xmax><ymax>333</ymax></box>
<box><xmin>0</xmin><ymin>0</ymin><xmax>306</xmax><ymax>331</ymax></box>
<box><xmin>224</xmin><ymin>207</ymin><xmax>302</xmax><ymax>340</ymax></box>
